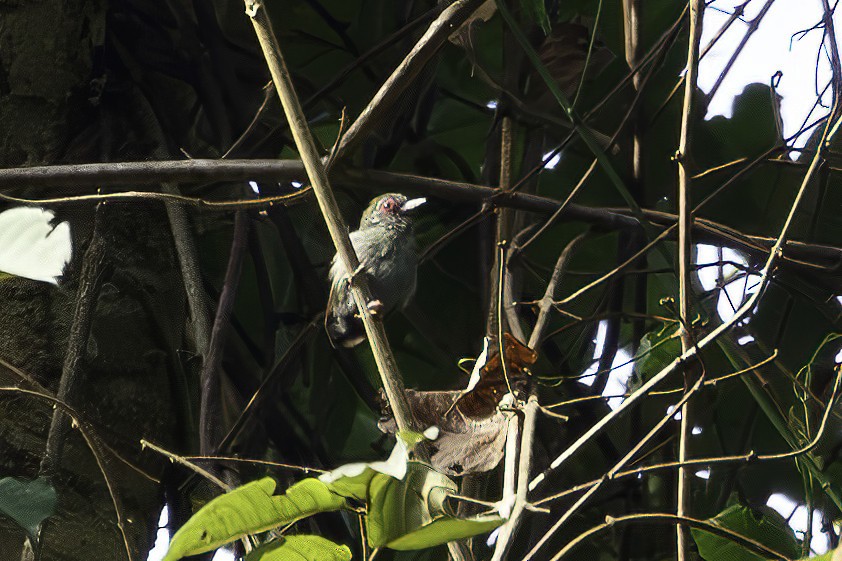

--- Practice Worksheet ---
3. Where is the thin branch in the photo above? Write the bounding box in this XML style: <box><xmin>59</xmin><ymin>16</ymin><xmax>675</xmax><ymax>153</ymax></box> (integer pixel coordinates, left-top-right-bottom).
<box><xmin>199</xmin><ymin>211</ymin><xmax>250</xmax><ymax>455</ymax></box>
<box><xmin>214</xmin><ymin>314</ymin><xmax>323</xmax><ymax>454</ymax></box>
<box><xmin>524</xmin><ymin>368</ymin><xmax>707</xmax><ymax>561</ymax></box>
<box><xmin>0</xmin><ymin>387</ymin><xmax>133</xmax><ymax>561</ymax></box>
<box><xmin>244</xmin><ymin>0</ymin><xmax>418</xmax><ymax>434</ymax></box>
<box><xmin>552</xmin><ymin>513</ymin><xmax>793</xmax><ymax>561</ymax></box>
<box><xmin>535</xmin><ymin>359</ymin><xmax>838</xmax><ymax>509</ymax></box>
<box><xmin>331</xmin><ymin>0</ymin><xmax>486</xmax><ymax>162</ymax></box>
<box><xmin>492</xmin><ymin>233</ymin><xmax>588</xmax><ymax>560</ymax></box>
<box><xmin>676</xmin><ymin>2</ymin><xmax>705</xmax><ymax>559</ymax></box>
<box><xmin>528</xmin><ymin>97</ymin><xmax>842</xmax><ymax>494</ymax></box>
<box><xmin>141</xmin><ymin>439</ymin><xmax>230</xmax><ymax>491</ymax></box>
<box><xmin>708</xmin><ymin>0</ymin><xmax>776</xmax><ymax>101</ymax></box>
<box><xmin>183</xmin><ymin>455</ymin><xmax>324</xmax><ymax>475</ymax></box>
<box><xmin>528</xmin><ymin>234</ymin><xmax>589</xmax><ymax>349</ymax></box>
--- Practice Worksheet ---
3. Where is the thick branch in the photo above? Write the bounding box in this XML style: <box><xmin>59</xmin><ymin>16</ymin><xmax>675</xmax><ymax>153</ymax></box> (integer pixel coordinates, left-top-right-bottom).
<box><xmin>0</xmin><ymin>161</ymin><xmax>839</xmax><ymax>277</ymax></box>
<box><xmin>41</xmin><ymin>212</ymin><xmax>107</xmax><ymax>473</ymax></box>
<box><xmin>245</xmin><ymin>1</ymin><xmax>418</xmax><ymax>433</ymax></box>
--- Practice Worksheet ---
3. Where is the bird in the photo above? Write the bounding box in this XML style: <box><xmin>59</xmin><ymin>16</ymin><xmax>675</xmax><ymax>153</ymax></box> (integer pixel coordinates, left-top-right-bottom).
<box><xmin>326</xmin><ymin>193</ymin><xmax>426</xmax><ymax>348</ymax></box>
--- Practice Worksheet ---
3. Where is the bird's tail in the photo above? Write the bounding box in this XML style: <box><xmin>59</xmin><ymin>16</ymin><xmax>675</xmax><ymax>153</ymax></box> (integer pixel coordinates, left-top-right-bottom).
<box><xmin>325</xmin><ymin>278</ymin><xmax>366</xmax><ymax>348</ymax></box>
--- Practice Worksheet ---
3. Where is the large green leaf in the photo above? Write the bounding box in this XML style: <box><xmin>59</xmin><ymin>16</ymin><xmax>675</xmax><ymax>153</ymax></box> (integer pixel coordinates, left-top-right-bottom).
<box><xmin>365</xmin><ymin>462</ymin><xmax>503</xmax><ymax>550</ymax></box>
<box><xmin>243</xmin><ymin>535</ymin><xmax>352</xmax><ymax>561</ymax></box>
<box><xmin>0</xmin><ymin>476</ymin><xmax>57</xmax><ymax>536</ymax></box>
<box><xmin>163</xmin><ymin>478</ymin><xmax>346</xmax><ymax>561</ymax></box>
<box><xmin>691</xmin><ymin>504</ymin><xmax>801</xmax><ymax>561</ymax></box>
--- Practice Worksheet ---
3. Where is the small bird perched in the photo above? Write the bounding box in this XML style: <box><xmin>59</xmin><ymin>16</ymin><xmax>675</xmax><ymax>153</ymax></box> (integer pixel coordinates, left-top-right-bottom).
<box><xmin>326</xmin><ymin>193</ymin><xmax>426</xmax><ymax>348</ymax></box>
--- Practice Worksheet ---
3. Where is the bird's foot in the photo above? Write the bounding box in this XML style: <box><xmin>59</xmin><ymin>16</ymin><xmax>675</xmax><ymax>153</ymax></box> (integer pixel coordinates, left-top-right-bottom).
<box><xmin>367</xmin><ymin>299</ymin><xmax>384</xmax><ymax>316</ymax></box>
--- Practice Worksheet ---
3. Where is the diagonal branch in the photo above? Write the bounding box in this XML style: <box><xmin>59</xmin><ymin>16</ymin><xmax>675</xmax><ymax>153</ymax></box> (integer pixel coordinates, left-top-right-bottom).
<box><xmin>331</xmin><ymin>0</ymin><xmax>487</xmax><ymax>163</ymax></box>
<box><xmin>199</xmin><ymin>211</ymin><xmax>250</xmax><ymax>455</ymax></box>
<box><xmin>244</xmin><ymin>0</ymin><xmax>418</xmax><ymax>434</ymax></box>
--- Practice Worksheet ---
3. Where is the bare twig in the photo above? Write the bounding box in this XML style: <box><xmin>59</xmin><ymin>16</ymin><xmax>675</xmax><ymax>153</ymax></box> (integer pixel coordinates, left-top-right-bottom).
<box><xmin>528</xmin><ymin>93</ymin><xmax>842</xmax><ymax>494</ymax></box>
<box><xmin>0</xmin><ymin>387</ymin><xmax>134</xmax><ymax>561</ymax></box>
<box><xmin>141</xmin><ymin>439</ymin><xmax>230</xmax><ymax>491</ymax></box>
<box><xmin>707</xmin><ymin>0</ymin><xmax>776</xmax><ymax>101</ymax></box>
<box><xmin>199</xmin><ymin>211</ymin><xmax>250</xmax><ymax>455</ymax></box>
<box><xmin>536</xmin><ymin>358</ymin><xmax>839</xmax><ymax>510</ymax></box>
<box><xmin>332</xmin><ymin>0</ymin><xmax>486</xmax><ymax>162</ymax></box>
<box><xmin>523</xmin><ymin>367</ymin><xmax>707</xmax><ymax>561</ymax></box>
<box><xmin>492</xmin><ymin>233</ymin><xmax>588</xmax><ymax>560</ymax></box>
<box><xmin>528</xmin><ymin>234</ymin><xmax>589</xmax><ymax>350</ymax></box>
<box><xmin>675</xmin><ymin>2</ymin><xmax>705</xmax><ymax>559</ymax></box>
<box><xmin>552</xmin><ymin>513</ymin><xmax>793</xmax><ymax>561</ymax></box>
<box><xmin>244</xmin><ymin>0</ymin><xmax>418</xmax><ymax>433</ymax></box>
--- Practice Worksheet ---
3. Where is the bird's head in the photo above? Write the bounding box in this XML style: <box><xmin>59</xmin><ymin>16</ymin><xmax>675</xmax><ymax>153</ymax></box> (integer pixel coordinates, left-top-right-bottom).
<box><xmin>359</xmin><ymin>193</ymin><xmax>426</xmax><ymax>229</ymax></box>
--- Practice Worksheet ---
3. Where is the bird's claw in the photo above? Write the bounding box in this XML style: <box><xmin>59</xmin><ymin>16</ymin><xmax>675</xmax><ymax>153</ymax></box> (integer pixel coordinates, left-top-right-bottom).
<box><xmin>367</xmin><ymin>299</ymin><xmax>384</xmax><ymax>316</ymax></box>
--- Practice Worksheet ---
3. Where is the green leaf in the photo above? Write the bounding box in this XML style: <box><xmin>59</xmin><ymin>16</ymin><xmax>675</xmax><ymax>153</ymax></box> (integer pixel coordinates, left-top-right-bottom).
<box><xmin>633</xmin><ymin>324</ymin><xmax>681</xmax><ymax>383</ymax></box>
<box><xmin>366</xmin><ymin>462</ymin><xmax>503</xmax><ymax>550</ymax></box>
<box><xmin>323</xmin><ymin>470</ymin><xmax>377</xmax><ymax>503</ymax></box>
<box><xmin>319</xmin><ymin>438</ymin><xmax>410</xmax><ymax>501</ymax></box>
<box><xmin>0</xmin><ymin>477</ymin><xmax>57</xmax><ymax>536</ymax></box>
<box><xmin>243</xmin><ymin>535</ymin><xmax>352</xmax><ymax>561</ymax></box>
<box><xmin>387</xmin><ymin>515</ymin><xmax>505</xmax><ymax>551</ymax></box>
<box><xmin>691</xmin><ymin>504</ymin><xmax>801</xmax><ymax>561</ymax></box>
<box><xmin>521</xmin><ymin>0</ymin><xmax>550</xmax><ymax>34</ymax></box>
<box><xmin>163</xmin><ymin>478</ymin><xmax>346</xmax><ymax>561</ymax></box>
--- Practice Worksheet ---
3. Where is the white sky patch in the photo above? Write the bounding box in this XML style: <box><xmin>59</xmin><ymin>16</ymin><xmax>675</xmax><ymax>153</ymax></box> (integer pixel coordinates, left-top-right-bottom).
<box><xmin>695</xmin><ymin>244</ymin><xmax>760</xmax><ymax>323</ymax></box>
<box><xmin>542</xmin><ymin>151</ymin><xmax>561</xmax><ymax>170</ymax></box>
<box><xmin>737</xmin><ymin>335</ymin><xmax>755</xmax><ymax>346</ymax></box>
<box><xmin>692</xmin><ymin>426</ymin><xmax>703</xmax><ymax>435</ymax></box>
<box><xmin>145</xmin><ymin>506</ymin><xmax>170</xmax><ymax>561</ymax></box>
<box><xmin>836</xmin><ymin>296</ymin><xmax>842</xmax><ymax>306</ymax></box>
<box><xmin>212</xmin><ymin>549</ymin><xmax>236</xmax><ymax>561</ymax></box>
<box><xmin>694</xmin><ymin>468</ymin><xmax>711</xmax><ymax>480</ymax></box>
<box><xmin>291</xmin><ymin>181</ymin><xmax>303</xmax><ymax>189</ymax></box>
<box><xmin>579</xmin><ymin>320</ymin><xmax>608</xmax><ymax>387</ymax></box>
<box><xmin>835</xmin><ymin>347</ymin><xmax>842</xmax><ymax>365</ymax></box>
<box><xmin>766</xmin><ymin>493</ymin><xmax>830</xmax><ymax>554</ymax></box>
<box><xmin>486</xmin><ymin>100</ymin><xmax>498</xmax><ymax>109</ymax></box>
<box><xmin>666</xmin><ymin>404</ymin><xmax>682</xmax><ymax>421</ymax></box>
<box><xmin>248</xmin><ymin>180</ymin><xmax>260</xmax><ymax>194</ymax></box>
<box><xmin>700</xmin><ymin>0</ymin><xmax>837</xmax><ymax>153</ymax></box>
<box><xmin>602</xmin><ymin>349</ymin><xmax>634</xmax><ymax>410</ymax></box>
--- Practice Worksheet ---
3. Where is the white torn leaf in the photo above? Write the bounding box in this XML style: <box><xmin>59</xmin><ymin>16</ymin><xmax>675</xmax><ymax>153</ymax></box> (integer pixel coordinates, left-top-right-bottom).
<box><xmin>423</xmin><ymin>426</ymin><xmax>440</xmax><ymax>441</ymax></box>
<box><xmin>318</xmin><ymin>439</ymin><xmax>409</xmax><ymax>484</ymax></box>
<box><xmin>494</xmin><ymin>495</ymin><xmax>516</xmax><ymax>520</ymax></box>
<box><xmin>465</xmin><ymin>337</ymin><xmax>490</xmax><ymax>393</ymax></box>
<box><xmin>486</xmin><ymin>527</ymin><xmax>501</xmax><ymax>547</ymax></box>
<box><xmin>0</xmin><ymin>207</ymin><xmax>72</xmax><ymax>285</ymax></box>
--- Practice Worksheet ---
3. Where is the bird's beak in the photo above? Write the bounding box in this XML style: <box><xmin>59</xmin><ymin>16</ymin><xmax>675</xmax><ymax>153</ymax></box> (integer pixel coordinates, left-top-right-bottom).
<box><xmin>401</xmin><ymin>198</ymin><xmax>426</xmax><ymax>212</ymax></box>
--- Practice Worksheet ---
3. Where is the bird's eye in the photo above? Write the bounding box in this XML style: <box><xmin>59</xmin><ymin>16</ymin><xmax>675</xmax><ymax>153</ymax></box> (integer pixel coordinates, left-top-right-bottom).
<box><xmin>382</xmin><ymin>198</ymin><xmax>397</xmax><ymax>211</ymax></box>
